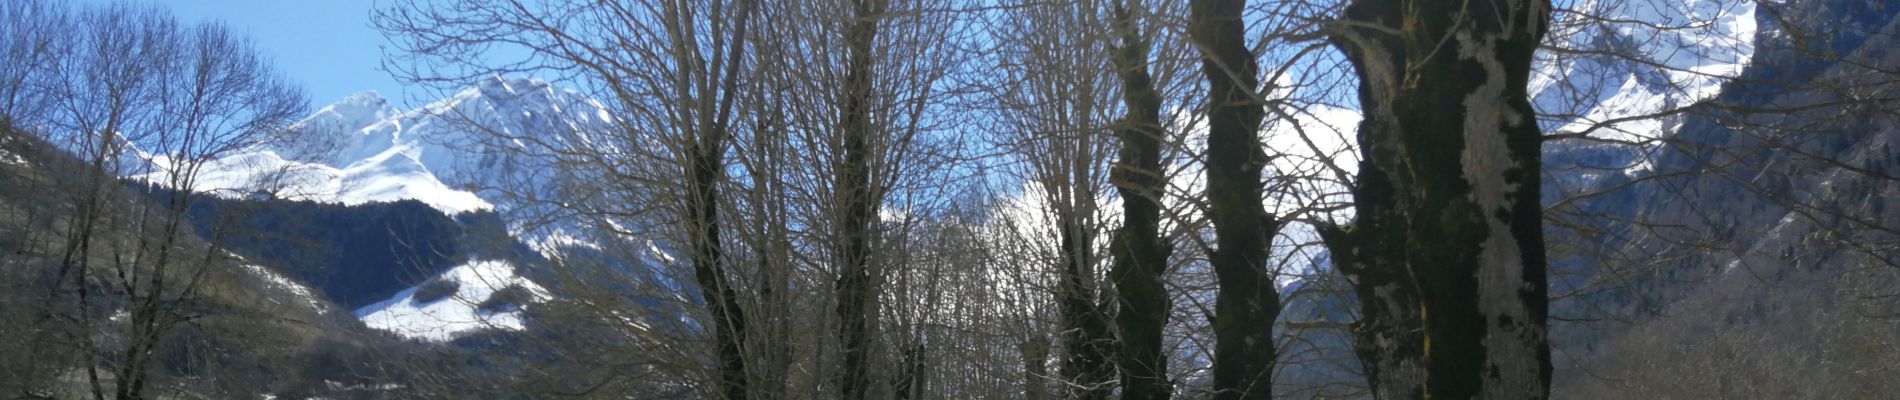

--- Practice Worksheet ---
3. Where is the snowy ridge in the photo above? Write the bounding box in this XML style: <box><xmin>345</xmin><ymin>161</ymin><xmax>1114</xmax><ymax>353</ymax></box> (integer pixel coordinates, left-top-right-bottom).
<box><xmin>1531</xmin><ymin>0</ymin><xmax>1758</xmax><ymax>145</ymax></box>
<box><xmin>288</xmin><ymin>92</ymin><xmax>400</xmax><ymax>144</ymax></box>
<box><xmin>174</xmin><ymin>76</ymin><xmax>613</xmax><ymax>216</ymax></box>
<box><xmin>0</xmin><ymin>134</ymin><xmax>25</xmax><ymax>167</ymax></box>
<box><xmin>355</xmin><ymin>260</ymin><xmax>548</xmax><ymax>341</ymax></box>
<box><xmin>140</xmin><ymin>147</ymin><xmax>493</xmax><ymax>215</ymax></box>
<box><xmin>297</xmin><ymin>76</ymin><xmax>613</xmax><ymax>211</ymax></box>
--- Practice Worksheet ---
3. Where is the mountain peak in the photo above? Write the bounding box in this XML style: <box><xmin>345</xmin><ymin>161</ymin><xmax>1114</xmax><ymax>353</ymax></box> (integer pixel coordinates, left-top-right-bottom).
<box><xmin>292</xmin><ymin>91</ymin><xmax>401</xmax><ymax>135</ymax></box>
<box><xmin>338</xmin><ymin>91</ymin><xmax>391</xmax><ymax>107</ymax></box>
<box><xmin>198</xmin><ymin>75</ymin><xmax>609</xmax><ymax>218</ymax></box>
<box><xmin>325</xmin><ymin>91</ymin><xmax>399</xmax><ymax>119</ymax></box>
<box><xmin>475</xmin><ymin>75</ymin><xmax>552</xmax><ymax>99</ymax></box>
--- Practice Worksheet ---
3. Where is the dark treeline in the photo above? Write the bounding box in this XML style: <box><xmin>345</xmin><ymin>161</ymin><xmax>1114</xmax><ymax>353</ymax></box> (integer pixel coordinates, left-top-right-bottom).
<box><xmin>141</xmin><ymin>183</ymin><xmax>537</xmax><ymax>309</ymax></box>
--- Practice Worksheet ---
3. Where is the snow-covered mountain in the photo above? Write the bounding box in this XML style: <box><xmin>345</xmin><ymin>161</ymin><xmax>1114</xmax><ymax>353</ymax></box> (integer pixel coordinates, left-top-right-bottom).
<box><xmin>173</xmin><ymin>76</ymin><xmax>620</xmax><ymax>340</ymax></box>
<box><xmin>180</xmin><ymin>76</ymin><xmax>614</xmax><ymax>218</ymax></box>
<box><xmin>1531</xmin><ymin>0</ymin><xmax>1757</xmax><ymax>144</ymax></box>
<box><xmin>293</xmin><ymin>76</ymin><xmax>611</xmax><ymax>201</ymax></box>
<box><xmin>1539</xmin><ymin>0</ymin><xmax>1897</xmax><ymax>282</ymax></box>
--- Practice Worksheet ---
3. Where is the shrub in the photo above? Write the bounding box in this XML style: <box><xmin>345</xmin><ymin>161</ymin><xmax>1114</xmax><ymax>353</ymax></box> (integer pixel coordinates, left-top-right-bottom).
<box><xmin>412</xmin><ymin>277</ymin><xmax>460</xmax><ymax>304</ymax></box>
<box><xmin>477</xmin><ymin>285</ymin><xmax>531</xmax><ymax>313</ymax></box>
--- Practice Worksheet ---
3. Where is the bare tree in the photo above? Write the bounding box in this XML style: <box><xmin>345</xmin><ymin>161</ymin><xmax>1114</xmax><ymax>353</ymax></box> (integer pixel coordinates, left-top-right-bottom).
<box><xmin>983</xmin><ymin>0</ymin><xmax>1121</xmax><ymax>397</ymax></box>
<box><xmin>376</xmin><ymin>0</ymin><xmax>768</xmax><ymax>397</ymax></box>
<box><xmin>828</xmin><ymin>2</ymin><xmax>890</xmax><ymax>397</ymax></box>
<box><xmin>0</xmin><ymin>2</ymin><xmax>307</xmax><ymax>399</ymax></box>
<box><xmin>0</xmin><ymin>0</ymin><xmax>62</xmax><ymax>130</ymax></box>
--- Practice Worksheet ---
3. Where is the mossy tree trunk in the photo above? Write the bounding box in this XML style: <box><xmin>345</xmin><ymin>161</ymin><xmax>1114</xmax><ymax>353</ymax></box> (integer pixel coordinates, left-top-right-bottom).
<box><xmin>1328</xmin><ymin>0</ymin><xmax>1554</xmax><ymax>398</ymax></box>
<box><xmin>1188</xmin><ymin>0</ymin><xmax>1281</xmax><ymax>398</ymax></box>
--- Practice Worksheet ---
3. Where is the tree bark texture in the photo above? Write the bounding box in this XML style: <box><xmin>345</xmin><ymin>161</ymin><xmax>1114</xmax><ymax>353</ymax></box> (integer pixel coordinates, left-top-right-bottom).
<box><xmin>687</xmin><ymin>1</ymin><xmax>757</xmax><ymax>397</ymax></box>
<box><xmin>1056</xmin><ymin>213</ymin><xmax>1114</xmax><ymax>400</ymax></box>
<box><xmin>1188</xmin><ymin>0</ymin><xmax>1281</xmax><ymax>398</ymax></box>
<box><xmin>687</xmin><ymin>123</ymin><xmax>749</xmax><ymax>400</ymax></box>
<box><xmin>834</xmin><ymin>0</ymin><xmax>887</xmax><ymax>399</ymax></box>
<box><xmin>1329</xmin><ymin>0</ymin><xmax>1554</xmax><ymax>398</ymax></box>
<box><xmin>1021</xmin><ymin>335</ymin><xmax>1052</xmax><ymax>400</ymax></box>
<box><xmin>1108</xmin><ymin>2</ymin><xmax>1173</xmax><ymax>400</ymax></box>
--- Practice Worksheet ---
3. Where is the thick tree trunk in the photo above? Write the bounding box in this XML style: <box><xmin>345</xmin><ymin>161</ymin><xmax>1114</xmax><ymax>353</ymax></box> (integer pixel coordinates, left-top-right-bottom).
<box><xmin>1056</xmin><ymin>215</ymin><xmax>1114</xmax><ymax>400</ymax></box>
<box><xmin>1108</xmin><ymin>2</ymin><xmax>1173</xmax><ymax>400</ymax></box>
<box><xmin>1329</xmin><ymin>0</ymin><xmax>1554</xmax><ymax>398</ymax></box>
<box><xmin>1187</xmin><ymin>0</ymin><xmax>1280</xmax><ymax>398</ymax></box>
<box><xmin>834</xmin><ymin>0</ymin><xmax>887</xmax><ymax>398</ymax></box>
<box><xmin>1316</xmin><ymin>225</ymin><xmax>1424</xmax><ymax>399</ymax></box>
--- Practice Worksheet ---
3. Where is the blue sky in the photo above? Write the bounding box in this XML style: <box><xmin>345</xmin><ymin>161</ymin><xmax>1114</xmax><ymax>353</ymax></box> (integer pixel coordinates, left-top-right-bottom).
<box><xmin>158</xmin><ymin>1</ymin><xmax>420</xmax><ymax>109</ymax></box>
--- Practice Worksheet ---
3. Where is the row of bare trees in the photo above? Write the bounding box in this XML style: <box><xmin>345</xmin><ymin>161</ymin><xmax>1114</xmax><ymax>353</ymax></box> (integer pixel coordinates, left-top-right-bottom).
<box><xmin>3</xmin><ymin>0</ymin><xmax>1894</xmax><ymax>397</ymax></box>
<box><xmin>370</xmin><ymin>0</ymin><xmax>1900</xmax><ymax>398</ymax></box>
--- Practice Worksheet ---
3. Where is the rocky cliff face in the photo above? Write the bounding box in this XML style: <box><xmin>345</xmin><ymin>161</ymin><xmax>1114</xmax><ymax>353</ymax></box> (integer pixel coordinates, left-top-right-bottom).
<box><xmin>1545</xmin><ymin>0</ymin><xmax>1899</xmax><ymax>322</ymax></box>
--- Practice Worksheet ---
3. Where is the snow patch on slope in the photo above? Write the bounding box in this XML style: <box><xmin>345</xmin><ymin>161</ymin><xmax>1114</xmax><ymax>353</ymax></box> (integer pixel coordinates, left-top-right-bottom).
<box><xmin>241</xmin><ymin>264</ymin><xmax>328</xmax><ymax>313</ymax></box>
<box><xmin>334</xmin><ymin>150</ymin><xmax>491</xmax><ymax>214</ymax></box>
<box><xmin>0</xmin><ymin>145</ymin><xmax>24</xmax><ymax>167</ymax></box>
<box><xmin>355</xmin><ymin>260</ymin><xmax>547</xmax><ymax>341</ymax></box>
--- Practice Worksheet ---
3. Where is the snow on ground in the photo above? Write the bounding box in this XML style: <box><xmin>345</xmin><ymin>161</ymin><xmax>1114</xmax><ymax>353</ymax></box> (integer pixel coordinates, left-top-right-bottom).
<box><xmin>0</xmin><ymin>133</ymin><xmax>24</xmax><ymax>167</ymax></box>
<box><xmin>354</xmin><ymin>260</ymin><xmax>548</xmax><ymax>341</ymax></box>
<box><xmin>0</xmin><ymin>147</ymin><xmax>23</xmax><ymax>167</ymax></box>
<box><xmin>241</xmin><ymin>264</ymin><xmax>329</xmax><ymax>313</ymax></box>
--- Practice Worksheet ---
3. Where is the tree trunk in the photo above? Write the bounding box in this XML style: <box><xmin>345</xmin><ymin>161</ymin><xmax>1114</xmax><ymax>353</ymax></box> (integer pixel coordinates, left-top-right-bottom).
<box><xmin>1021</xmin><ymin>334</ymin><xmax>1052</xmax><ymax>400</ymax></box>
<box><xmin>687</xmin><ymin>124</ymin><xmax>749</xmax><ymax>400</ymax></box>
<box><xmin>834</xmin><ymin>0</ymin><xmax>887</xmax><ymax>398</ymax></box>
<box><xmin>685</xmin><ymin>0</ymin><xmax>758</xmax><ymax>392</ymax></box>
<box><xmin>1329</xmin><ymin>0</ymin><xmax>1554</xmax><ymax>397</ymax></box>
<box><xmin>1316</xmin><ymin>225</ymin><xmax>1423</xmax><ymax>399</ymax></box>
<box><xmin>687</xmin><ymin>1</ymin><xmax>758</xmax><ymax>398</ymax></box>
<box><xmin>1188</xmin><ymin>0</ymin><xmax>1280</xmax><ymax>398</ymax></box>
<box><xmin>1056</xmin><ymin>214</ymin><xmax>1113</xmax><ymax>400</ymax></box>
<box><xmin>1108</xmin><ymin>2</ymin><xmax>1173</xmax><ymax>400</ymax></box>
<box><xmin>892</xmin><ymin>339</ymin><xmax>928</xmax><ymax>400</ymax></box>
